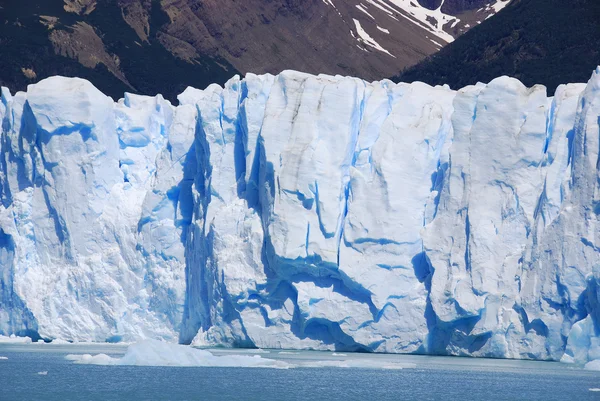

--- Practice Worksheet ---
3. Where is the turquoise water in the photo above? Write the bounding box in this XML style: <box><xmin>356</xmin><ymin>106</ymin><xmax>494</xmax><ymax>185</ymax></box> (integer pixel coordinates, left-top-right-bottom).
<box><xmin>1</xmin><ymin>343</ymin><xmax>599</xmax><ymax>400</ymax></box>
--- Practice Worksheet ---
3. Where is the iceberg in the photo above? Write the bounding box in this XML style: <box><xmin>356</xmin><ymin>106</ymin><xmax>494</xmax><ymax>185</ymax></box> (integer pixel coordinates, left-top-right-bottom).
<box><xmin>65</xmin><ymin>339</ymin><xmax>416</xmax><ymax>370</ymax></box>
<box><xmin>0</xmin><ymin>67</ymin><xmax>599</xmax><ymax>363</ymax></box>
<box><xmin>66</xmin><ymin>339</ymin><xmax>290</xmax><ymax>368</ymax></box>
<box><xmin>0</xmin><ymin>334</ymin><xmax>32</xmax><ymax>344</ymax></box>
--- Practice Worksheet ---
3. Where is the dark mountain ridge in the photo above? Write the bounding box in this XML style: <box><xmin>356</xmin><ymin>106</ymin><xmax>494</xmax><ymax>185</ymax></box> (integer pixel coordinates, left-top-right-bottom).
<box><xmin>0</xmin><ymin>0</ymin><xmax>236</xmax><ymax>102</ymax></box>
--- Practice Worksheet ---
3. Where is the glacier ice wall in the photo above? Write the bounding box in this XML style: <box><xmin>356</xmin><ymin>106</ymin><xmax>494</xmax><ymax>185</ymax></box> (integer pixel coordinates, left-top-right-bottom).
<box><xmin>0</xmin><ymin>68</ymin><xmax>598</xmax><ymax>362</ymax></box>
<box><xmin>0</xmin><ymin>79</ymin><xmax>187</xmax><ymax>342</ymax></box>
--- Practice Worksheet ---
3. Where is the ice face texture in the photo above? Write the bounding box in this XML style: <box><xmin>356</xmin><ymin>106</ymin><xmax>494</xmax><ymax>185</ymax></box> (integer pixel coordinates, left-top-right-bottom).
<box><xmin>0</xmin><ymin>69</ymin><xmax>599</xmax><ymax>362</ymax></box>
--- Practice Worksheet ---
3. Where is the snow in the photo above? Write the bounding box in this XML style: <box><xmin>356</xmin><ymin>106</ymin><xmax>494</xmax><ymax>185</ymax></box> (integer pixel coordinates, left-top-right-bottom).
<box><xmin>430</xmin><ymin>38</ymin><xmax>443</xmax><ymax>47</ymax></box>
<box><xmin>356</xmin><ymin>4</ymin><xmax>375</xmax><ymax>20</ymax></box>
<box><xmin>322</xmin><ymin>0</ymin><xmax>343</xmax><ymax>18</ymax></box>
<box><xmin>322</xmin><ymin>0</ymin><xmax>507</xmax><ymax>45</ymax></box>
<box><xmin>477</xmin><ymin>0</ymin><xmax>510</xmax><ymax>15</ymax></box>
<box><xmin>387</xmin><ymin>0</ymin><xmax>456</xmax><ymax>42</ymax></box>
<box><xmin>1</xmin><ymin>67</ymin><xmax>600</xmax><ymax>363</ymax></box>
<box><xmin>488</xmin><ymin>0</ymin><xmax>510</xmax><ymax>13</ymax></box>
<box><xmin>352</xmin><ymin>19</ymin><xmax>395</xmax><ymax>57</ymax></box>
<box><xmin>364</xmin><ymin>0</ymin><xmax>399</xmax><ymax>21</ymax></box>
<box><xmin>362</xmin><ymin>0</ymin><xmax>456</xmax><ymax>43</ymax></box>
<box><xmin>66</xmin><ymin>340</ymin><xmax>290</xmax><ymax>368</ymax></box>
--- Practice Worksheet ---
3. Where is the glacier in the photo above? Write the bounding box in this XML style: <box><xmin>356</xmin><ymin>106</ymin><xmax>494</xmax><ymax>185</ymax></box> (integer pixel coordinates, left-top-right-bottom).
<box><xmin>0</xmin><ymin>67</ymin><xmax>599</xmax><ymax>364</ymax></box>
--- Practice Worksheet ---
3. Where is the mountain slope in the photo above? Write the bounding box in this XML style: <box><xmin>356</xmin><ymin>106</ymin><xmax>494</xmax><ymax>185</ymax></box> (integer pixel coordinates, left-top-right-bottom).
<box><xmin>172</xmin><ymin>0</ymin><xmax>510</xmax><ymax>77</ymax></box>
<box><xmin>395</xmin><ymin>0</ymin><xmax>600</xmax><ymax>94</ymax></box>
<box><xmin>0</xmin><ymin>0</ymin><xmax>508</xmax><ymax>101</ymax></box>
<box><xmin>0</xmin><ymin>0</ymin><xmax>238</xmax><ymax>102</ymax></box>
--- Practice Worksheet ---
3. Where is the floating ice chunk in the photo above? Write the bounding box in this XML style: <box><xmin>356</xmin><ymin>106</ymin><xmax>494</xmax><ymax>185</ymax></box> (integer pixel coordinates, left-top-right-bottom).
<box><xmin>66</xmin><ymin>340</ymin><xmax>289</xmax><ymax>369</ymax></box>
<box><xmin>0</xmin><ymin>356</ymin><xmax>8</xmax><ymax>360</ymax></box>
<box><xmin>66</xmin><ymin>353</ymin><xmax>119</xmax><ymax>364</ymax></box>
<box><xmin>37</xmin><ymin>371</ymin><xmax>48</xmax><ymax>375</ymax></box>
<box><xmin>590</xmin><ymin>388</ymin><xmax>600</xmax><ymax>392</ymax></box>
<box><xmin>49</xmin><ymin>339</ymin><xmax>71</xmax><ymax>345</ymax></box>
<box><xmin>64</xmin><ymin>341</ymin><xmax>418</xmax><ymax>371</ymax></box>
<box><xmin>585</xmin><ymin>360</ymin><xmax>600</xmax><ymax>371</ymax></box>
<box><xmin>0</xmin><ymin>335</ymin><xmax>32</xmax><ymax>344</ymax></box>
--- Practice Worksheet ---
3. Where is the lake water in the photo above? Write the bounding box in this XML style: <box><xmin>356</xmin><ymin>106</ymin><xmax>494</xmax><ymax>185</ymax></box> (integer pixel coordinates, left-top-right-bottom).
<box><xmin>1</xmin><ymin>343</ymin><xmax>599</xmax><ymax>400</ymax></box>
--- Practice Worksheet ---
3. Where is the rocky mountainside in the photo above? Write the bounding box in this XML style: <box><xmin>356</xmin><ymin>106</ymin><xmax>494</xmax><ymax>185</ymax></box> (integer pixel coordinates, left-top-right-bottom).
<box><xmin>396</xmin><ymin>0</ymin><xmax>600</xmax><ymax>95</ymax></box>
<box><xmin>0</xmin><ymin>0</ymin><xmax>508</xmax><ymax>101</ymax></box>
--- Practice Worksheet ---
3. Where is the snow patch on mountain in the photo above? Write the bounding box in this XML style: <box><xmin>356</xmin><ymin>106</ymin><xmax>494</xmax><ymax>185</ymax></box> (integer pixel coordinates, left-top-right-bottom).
<box><xmin>487</xmin><ymin>0</ymin><xmax>511</xmax><ymax>13</ymax></box>
<box><xmin>353</xmin><ymin>19</ymin><xmax>396</xmax><ymax>57</ymax></box>
<box><xmin>326</xmin><ymin>0</ymin><xmax>513</xmax><ymax>47</ymax></box>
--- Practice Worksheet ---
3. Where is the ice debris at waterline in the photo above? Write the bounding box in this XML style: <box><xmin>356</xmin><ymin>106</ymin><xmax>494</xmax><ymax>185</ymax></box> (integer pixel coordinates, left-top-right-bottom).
<box><xmin>0</xmin><ymin>335</ymin><xmax>32</xmax><ymax>344</ymax></box>
<box><xmin>65</xmin><ymin>340</ymin><xmax>290</xmax><ymax>368</ymax></box>
<box><xmin>0</xmin><ymin>67</ymin><xmax>599</xmax><ymax>364</ymax></box>
<box><xmin>65</xmin><ymin>340</ymin><xmax>414</xmax><ymax>369</ymax></box>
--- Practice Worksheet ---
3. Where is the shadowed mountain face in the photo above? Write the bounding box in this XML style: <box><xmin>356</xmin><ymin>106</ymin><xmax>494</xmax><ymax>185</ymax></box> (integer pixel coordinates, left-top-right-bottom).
<box><xmin>0</xmin><ymin>0</ymin><xmax>237</xmax><ymax>102</ymax></box>
<box><xmin>0</xmin><ymin>0</ymin><xmax>507</xmax><ymax>101</ymax></box>
<box><xmin>396</xmin><ymin>0</ymin><xmax>600</xmax><ymax>95</ymax></box>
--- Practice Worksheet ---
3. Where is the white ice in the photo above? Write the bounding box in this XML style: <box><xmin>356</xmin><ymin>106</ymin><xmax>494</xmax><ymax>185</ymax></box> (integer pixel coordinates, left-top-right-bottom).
<box><xmin>66</xmin><ymin>340</ymin><xmax>290</xmax><ymax>368</ymax></box>
<box><xmin>0</xmin><ymin>335</ymin><xmax>32</xmax><ymax>344</ymax></box>
<box><xmin>1</xmin><ymin>68</ymin><xmax>600</xmax><ymax>365</ymax></box>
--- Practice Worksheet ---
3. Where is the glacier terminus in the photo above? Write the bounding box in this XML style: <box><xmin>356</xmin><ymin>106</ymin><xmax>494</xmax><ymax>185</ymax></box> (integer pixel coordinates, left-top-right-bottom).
<box><xmin>0</xmin><ymin>67</ymin><xmax>599</xmax><ymax>367</ymax></box>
